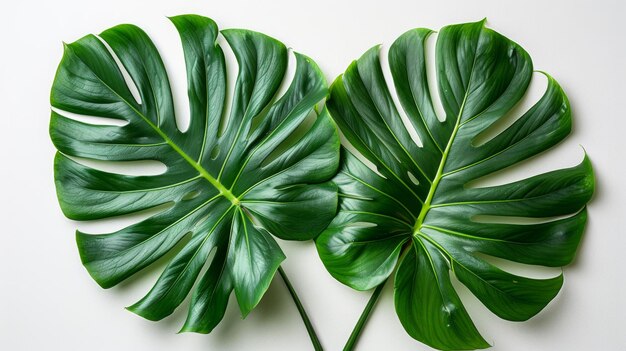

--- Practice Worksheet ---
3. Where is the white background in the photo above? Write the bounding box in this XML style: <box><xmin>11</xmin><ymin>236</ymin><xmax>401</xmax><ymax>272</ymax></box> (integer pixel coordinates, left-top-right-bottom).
<box><xmin>1</xmin><ymin>0</ymin><xmax>624</xmax><ymax>350</ymax></box>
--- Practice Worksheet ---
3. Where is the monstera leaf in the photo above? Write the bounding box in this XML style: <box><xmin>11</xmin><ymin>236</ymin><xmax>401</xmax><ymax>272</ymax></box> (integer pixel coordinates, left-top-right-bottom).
<box><xmin>316</xmin><ymin>20</ymin><xmax>594</xmax><ymax>350</ymax></box>
<box><xmin>50</xmin><ymin>15</ymin><xmax>339</xmax><ymax>334</ymax></box>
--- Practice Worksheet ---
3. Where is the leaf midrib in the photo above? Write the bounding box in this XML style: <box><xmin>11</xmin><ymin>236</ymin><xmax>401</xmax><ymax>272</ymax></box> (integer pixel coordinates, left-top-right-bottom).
<box><xmin>75</xmin><ymin>51</ymin><xmax>240</xmax><ymax>206</ymax></box>
<box><xmin>412</xmin><ymin>47</ymin><xmax>479</xmax><ymax>236</ymax></box>
<box><xmin>412</xmin><ymin>97</ymin><xmax>465</xmax><ymax>236</ymax></box>
<box><xmin>128</xmin><ymin>102</ymin><xmax>239</xmax><ymax>204</ymax></box>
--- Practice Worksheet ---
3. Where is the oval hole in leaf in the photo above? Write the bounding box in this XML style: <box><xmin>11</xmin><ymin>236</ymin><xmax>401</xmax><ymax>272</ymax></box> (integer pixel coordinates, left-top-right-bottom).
<box><xmin>471</xmin><ymin>212</ymin><xmax>576</xmax><ymax>225</ymax></box>
<box><xmin>210</xmin><ymin>144</ymin><xmax>220</xmax><ymax>160</ymax></box>
<box><xmin>407</xmin><ymin>171</ymin><xmax>420</xmax><ymax>185</ymax></box>
<box><xmin>275</xmin><ymin>183</ymin><xmax>306</xmax><ymax>192</ymax></box>
<box><xmin>339</xmin><ymin>193</ymin><xmax>373</xmax><ymax>201</ymax></box>
<box><xmin>181</xmin><ymin>189</ymin><xmax>202</xmax><ymax>201</ymax></box>
<box><xmin>192</xmin><ymin>213</ymin><xmax>212</xmax><ymax>231</ymax></box>
<box><xmin>346</xmin><ymin>222</ymin><xmax>378</xmax><ymax>228</ymax></box>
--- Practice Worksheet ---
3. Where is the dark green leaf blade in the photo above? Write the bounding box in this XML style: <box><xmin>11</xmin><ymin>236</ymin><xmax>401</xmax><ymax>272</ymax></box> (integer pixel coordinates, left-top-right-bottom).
<box><xmin>228</xmin><ymin>207</ymin><xmax>286</xmax><ymax>317</ymax></box>
<box><xmin>316</xmin><ymin>150</ymin><xmax>412</xmax><ymax>290</ymax></box>
<box><xmin>125</xmin><ymin>206</ymin><xmax>233</xmax><ymax>321</ymax></box>
<box><xmin>180</xmin><ymin>243</ymin><xmax>233</xmax><ymax>333</ymax></box>
<box><xmin>450</xmin><ymin>253</ymin><xmax>563</xmax><ymax>322</ymax></box>
<box><xmin>317</xmin><ymin>19</ymin><xmax>594</xmax><ymax>350</ymax></box>
<box><xmin>50</xmin><ymin>15</ymin><xmax>339</xmax><ymax>332</ymax></box>
<box><xmin>394</xmin><ymin>238</ymin><xmax>489</xmax><ymax>351</ymax></box>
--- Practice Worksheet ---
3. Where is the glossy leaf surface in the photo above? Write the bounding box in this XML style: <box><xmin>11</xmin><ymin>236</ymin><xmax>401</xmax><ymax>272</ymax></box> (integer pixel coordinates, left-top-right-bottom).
<box><xmin>50</xmin><ymin>15</ymin><xmax>339</xmax><ymax>333</ymax></box>
<box><xmin>316</xmin><ymin>20</ymin><xmax>594</xmax><ymax>350</ymax></box>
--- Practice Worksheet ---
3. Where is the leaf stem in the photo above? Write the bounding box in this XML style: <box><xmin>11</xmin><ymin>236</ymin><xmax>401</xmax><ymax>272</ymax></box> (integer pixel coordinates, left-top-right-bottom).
<box><xmin>343</xmin><ymin>278</ymin><xmax>387</xmax><ymax>351</ymax></box>
<box><xmin>278</xmin><ymin>266</ymin><xmax>323</xmax><ymax>351</ymax></box>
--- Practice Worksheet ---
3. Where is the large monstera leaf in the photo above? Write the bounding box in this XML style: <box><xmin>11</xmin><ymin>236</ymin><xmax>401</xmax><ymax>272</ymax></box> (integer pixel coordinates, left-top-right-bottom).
<box><xmin>316</xmin><ymin>20</ymin><xmax>594</xmax><ymax>350</ymax></box>
<box><xmin>50</xmin><ymin>15</ymin><xmax>339</xmax><ymax>333</ymax></box>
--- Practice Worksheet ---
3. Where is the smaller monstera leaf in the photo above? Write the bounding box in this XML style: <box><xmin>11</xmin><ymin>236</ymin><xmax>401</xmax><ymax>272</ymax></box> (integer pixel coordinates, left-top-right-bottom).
<box><xmin>316</xmin><ymin>20</ymin><xmax>594</xmax><ymax>350</ymax></box>
<box><xmin>50</xmin><ymin>15</ymin><xmax>339</xmax><ymax>333</ymax></box>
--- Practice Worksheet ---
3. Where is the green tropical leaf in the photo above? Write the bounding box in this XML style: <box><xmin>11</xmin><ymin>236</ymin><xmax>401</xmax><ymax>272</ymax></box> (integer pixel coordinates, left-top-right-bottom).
<box><xmin>50</xmin><ymin>15</ymin><xmax>339</xmax><ymax>334</ymax></box>
<box><xmin>316</xmin><ymin>20</ymin><xmax>594</xmax><ymax>350</ymax></box>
